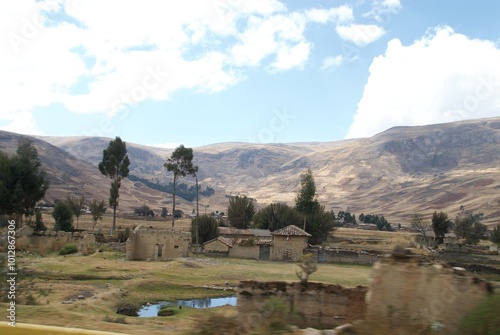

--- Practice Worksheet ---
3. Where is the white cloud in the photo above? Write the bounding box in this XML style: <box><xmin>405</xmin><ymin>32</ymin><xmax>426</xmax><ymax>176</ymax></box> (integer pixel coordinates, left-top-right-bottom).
<box><xmin>321</xmin><ymin>55</ymin><xmax>344</xmax><ymax>70</ymax></box>
<box><xmin>336</xmin><ymin>24</ymin><xmax>386</xmax><ymax>47</ymax></box>
<box><xmin>364</xmin><ymin>0</ymin><xmax>402</xmax><ymax>22</ymax></box>
<box><xmin>1</xmin><ymin>111</ymin><xmax>41</xmax><ymax>135</ymax></box>
<box><xmin>346</xmin><ymin>27</ymin><xmax>500</xmax><ymax>139</ymax></box>
<box><xmin>0</xmin><ymin>1</ymin><xmax>348</xmax><ymax>120</ymax></box>
<box><xmin>305</xmin><ymin>6</ymin><xmax>353</xmax><ymax>24</ymax></box>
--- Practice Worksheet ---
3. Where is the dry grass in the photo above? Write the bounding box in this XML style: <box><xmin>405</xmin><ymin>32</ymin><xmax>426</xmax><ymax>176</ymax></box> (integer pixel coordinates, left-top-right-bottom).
<box><xmin>5</xmin><ymin>240</ymin><xmax>372</xmax><ymax>335</ymax></box>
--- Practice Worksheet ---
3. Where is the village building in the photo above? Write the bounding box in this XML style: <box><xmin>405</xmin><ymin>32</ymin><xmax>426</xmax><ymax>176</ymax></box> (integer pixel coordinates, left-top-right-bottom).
<box><xmin>126</xmin><ymin>224</ymin><xmax>191</xmax><ymax>260</ymax></box>
<box><xmin>270</xmin><ymin>225</ymin><xmax>311</xmax><ymax>262</ymax></box>
<box><xmin>204</xmin><ymin>227</ymin><xmax>273</xmax><ymax>260</ymax></box>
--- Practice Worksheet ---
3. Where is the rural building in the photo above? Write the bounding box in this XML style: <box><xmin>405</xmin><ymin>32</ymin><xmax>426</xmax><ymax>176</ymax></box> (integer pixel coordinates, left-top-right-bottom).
<box><xmin>126</xmin><ymin>224</ymin><xmax>191</xmax><ymax>260</ymax></box>
<box><xmin>205</xmin><ymin>227</ymin><xmax>272</xmax><ymax>260</ymax></box>
<box><xmin>203</xmin><ymin>236</ymin><xmax>234</xmax><ymax>256</ymax></box>
<box><xmin>270</xmin><ymin>225</ymin><xmax>311</xmax><ymax>262</ymax></box>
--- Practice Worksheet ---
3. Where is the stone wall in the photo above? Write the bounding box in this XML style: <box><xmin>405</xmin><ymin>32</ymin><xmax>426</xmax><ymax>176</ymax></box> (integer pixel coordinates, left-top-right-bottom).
<box><xmin>271</xmin><ymin>236</ymin><xmax>308</xmax><ymax>262</ymax></box>
<box><xmin>125</xmin><ymin>225</ymin><xmax>190</xmax><ymax>260</ymax></box>
<box><xmin>305</xmin><ymin>247</ymin><xmax>379</xmax><ymax>265</ymax></box>
<box><xmin>237</xmin><ymin>281</ymin><xmax>367</xmax><ymax>330</ymax></box>
<box><xmin>365</xmin><ymin>252</ymin><xmax>493</xmax><ymax>334</ymax></box>
<box><xmin>15</xmin><ymin>226</ymin><xmax>96</xmax><ymax>254</ymax></box>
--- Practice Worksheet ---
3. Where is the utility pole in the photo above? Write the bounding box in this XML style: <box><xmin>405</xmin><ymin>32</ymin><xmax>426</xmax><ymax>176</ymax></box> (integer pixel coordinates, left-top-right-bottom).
<box><xmin>195</xmin><ymin>174</ymin><xmax>199</xmax><ymax>256</ymax></box>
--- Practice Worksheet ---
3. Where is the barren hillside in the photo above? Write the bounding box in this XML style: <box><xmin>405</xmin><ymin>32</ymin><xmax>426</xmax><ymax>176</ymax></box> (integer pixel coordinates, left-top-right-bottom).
<box><xmin>20</xmin><ymin>116</ymin><xmax>500</xmax><ymax>225</ymax></box>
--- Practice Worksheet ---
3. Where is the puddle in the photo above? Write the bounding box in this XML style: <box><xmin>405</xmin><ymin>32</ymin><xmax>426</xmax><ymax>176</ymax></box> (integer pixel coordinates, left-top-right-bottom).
<box><xmin>137</xmin><ymin>295</ymin><xmax>237</xmax><ymax>317</ymax></box>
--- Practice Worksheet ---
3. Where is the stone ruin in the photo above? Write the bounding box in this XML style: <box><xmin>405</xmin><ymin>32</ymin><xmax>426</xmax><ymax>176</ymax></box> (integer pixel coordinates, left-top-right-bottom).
<box><xmin>237</xmin><ymin>247</ymin><xmax>495</xmax><ymax>333</ymax></box>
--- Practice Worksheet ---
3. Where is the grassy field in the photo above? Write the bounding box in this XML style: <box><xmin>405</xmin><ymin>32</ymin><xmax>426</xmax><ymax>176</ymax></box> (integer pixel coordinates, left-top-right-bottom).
<box><xmin>2</xmin><ymin>219</ymin><xmax>374</xmax><ymax>335</ymax></box>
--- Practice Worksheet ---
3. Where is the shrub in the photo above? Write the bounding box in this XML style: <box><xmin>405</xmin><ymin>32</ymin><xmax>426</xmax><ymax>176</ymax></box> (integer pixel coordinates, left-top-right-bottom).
<box><xmin>59</xmin><ymin>243</ymin><xmax>78</xmax><ymax>255</ymax></box>
<box><xmin>53</xmin><ymin>201</ymin><xmax>73</xmax><ymax>232</ymax></box>
<box><xmin>158</xmin><ymin>307</ymin><xmax>177</xmax><ymax>317</ymax></box>
<box><xmin>117</xmin><ymin>227</ymin><xmax>131</xmax><ymax>243</ymax></box>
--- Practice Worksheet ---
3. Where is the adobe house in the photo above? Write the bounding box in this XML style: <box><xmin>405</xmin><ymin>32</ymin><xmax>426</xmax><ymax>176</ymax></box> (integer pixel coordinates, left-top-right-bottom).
<box><xmin>126</xmin><ymin>224</ymin><xmax>191</xmax><ymax>260</ymax></box>
<box><xmin>270</xmin><ymin>225</ymin><xmax>311</xmax><ymax>262</ymax></box>
<box><xmin>206</xmin><ymin>228</ymin><xmax>272</xmax><ymax>260</ymax></box>
<box><xmin>203</xmin><ymin>236</ymin><xmax>234</xmax><ymax>256</ymax></box>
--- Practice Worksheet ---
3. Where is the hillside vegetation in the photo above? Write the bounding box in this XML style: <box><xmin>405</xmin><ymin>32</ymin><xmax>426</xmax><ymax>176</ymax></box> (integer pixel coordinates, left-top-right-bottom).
<box><xmin>0</xmin><ymin>116</ymin><xmax>496</xmax><ymax>225</ymax></box>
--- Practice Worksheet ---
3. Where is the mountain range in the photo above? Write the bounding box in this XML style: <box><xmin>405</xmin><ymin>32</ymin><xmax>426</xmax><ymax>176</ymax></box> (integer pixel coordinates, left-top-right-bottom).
<box><xmin>1</xmin><ymin>116</ymin><xmax>499</xmax><ymax>226</ymax></box>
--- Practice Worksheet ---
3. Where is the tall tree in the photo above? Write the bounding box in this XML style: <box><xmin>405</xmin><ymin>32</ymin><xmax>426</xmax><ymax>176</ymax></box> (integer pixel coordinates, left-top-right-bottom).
<box><xmin>227</xmin><ymin>196</ymin><xmax>256</xmax><ymax>229</ymax></box>
<box><xmin>431</xmin><ymin>211</ymin><xmax>452</xmax><ymax>244</ymax></box>
<box><xmin>66</xmin><ymin>195</ymin><xmax>86</xmax><ymax>229</ymax></box>
<box><xmin>164</xmin><ymin>145</ymin><xmax>197</xmax><ymax>228</ymax></box>
<box><xmin>98</xmin><ymin>137</ymin><xmax>130</xmax><ymax>233</ymax></box>
<box><xmin>0</xmin><ymin>139</ymin><xmax>49</xmax><ymax>227</ymax></box>
<box><xmin>191</xmin><ymin>214</ymin><xmax>219</xmax><ymax>244</ymax></box>
<box><xmin>295</xmin><ymin>168</ymin><xmax>320</xmax><ymax>231</ymax></box>
<box><xmin>411</xmin><ymin>214</ymin><xmax>431</xmax><ymax>247</ymax></box>
<box><xmin>253</xmin><ymin>203</ymin><xmax>302</xmax><ymax>231</ymax></box>
<box><xmin>53</xmin><ymin>201</ymin><xmax>73</xmax><ymax>232</ymax></box>
<box><xmin>455</xmin><ymin>211</ymin><xmax>487</xmax><ymax>245</ymax></box>
<box><xmin>88</xmin><ymin>199</ymin><xmax>106</xmax><ymax>231</ymax></box>
<box><xmin>305</xmin><ymin>205</ymin><xmax>335</xmax><ymax>244</ymax></box>
<box><xmin>491</xmin><ymin>224</ymin><xmax>500</xmax><ymax>245</ymax></box>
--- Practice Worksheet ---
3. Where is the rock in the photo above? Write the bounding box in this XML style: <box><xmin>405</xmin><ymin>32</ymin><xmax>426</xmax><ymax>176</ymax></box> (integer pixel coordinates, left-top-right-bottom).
<box><xmin>302</xmin><ymin>328</ymin><xmax>322</xmax><ymax>335</ymax></box>
<box><xmin>77</xmin><ymin>295</ymin><xmax>85</xmax><ymax>300</ymax></box>
<box><xmin>453</xmin><ymin>267</ymin><xmax>466</xmax><ymax>275</ymax></box>
<box><xmin>323</xmin><ymin>330</ymin><xmax>338</xmax><ymax>335</ymax></box>
<box><xmin>334</xmin><ymin>323</ymin><xmax>357</xmax><ymax>335</ymax></box>
<box><xmin>62</xmin><ymin>300</ymin><xmax>73</xmax><ymax>304</ymax></box>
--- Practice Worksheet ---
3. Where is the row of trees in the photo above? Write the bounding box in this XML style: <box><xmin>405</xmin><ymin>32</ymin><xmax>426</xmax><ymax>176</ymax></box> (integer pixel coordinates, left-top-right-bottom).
<box><xmin>412</xmin><ymin>208</ymin><xmax>492</xmax><ymax>246</ymax></box>
<box><xmin>51</xmin><ymin>197</ymin><xmax>107</xmax><ymax>232</ymax></box>
<box><xmin>225</xmin><ymin>169</ymin><xmax>335</xmax><ymax>245</ymax></box>
<box><xmin>127</xmin><ymin>175</ymin><xmax>214</xmax><ymax>201</ymax></box>
<box><xmin>98</xmin><ymin>139</ymin><xmax>200</xmax><ymax>232</ymax></box>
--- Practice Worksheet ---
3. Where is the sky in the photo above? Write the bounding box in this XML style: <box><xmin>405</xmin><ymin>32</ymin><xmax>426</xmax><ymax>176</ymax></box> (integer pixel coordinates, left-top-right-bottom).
<box><xmin>1</xmin><ymin>0</ymin><xmax>499</xmax><ymax>148</ymax></box>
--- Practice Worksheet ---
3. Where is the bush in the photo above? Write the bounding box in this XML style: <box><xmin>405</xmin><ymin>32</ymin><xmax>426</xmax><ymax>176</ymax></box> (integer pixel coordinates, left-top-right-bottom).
<box><xmin>158</xmin><ymin>307</ymin><xmax>177</xmax><ymax>317</ymax></box>
<box><xmin>33</xmin><ymin>209</ymin><xmax>46</xmax><ymax>231</ymax></box>
<box><xmin>59</xmin><ymin>243</ymin><xmax>78</xmax><ymax>255</ymax></box>
<box><xmin>117</xmin><ymin>227</ymin><xmax>131</xmax><ymax>243</ymax></box>
<box><xmin>53</xmin><ymin>201</ymin><xmax>73</xmax><ymax>232</ymax></box>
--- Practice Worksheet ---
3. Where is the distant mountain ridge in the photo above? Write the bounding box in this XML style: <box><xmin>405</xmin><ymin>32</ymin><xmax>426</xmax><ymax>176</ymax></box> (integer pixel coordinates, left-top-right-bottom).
<box><xmin>1</xmin><ymin>116</ymin><xmax>497</xmax><ymax>225</ymax></box>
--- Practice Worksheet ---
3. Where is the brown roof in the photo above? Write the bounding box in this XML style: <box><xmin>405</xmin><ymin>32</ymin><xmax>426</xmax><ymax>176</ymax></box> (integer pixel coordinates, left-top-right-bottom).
<box><xmin>218</xmin><ymin>227</ymin><xmax>253</xmax><ymax>236</ymax></box>
<box><xmin>204</xmin><ymin>236</ymin><xmax>234</xmax><ymax>247</ymax></box>
<box><xmin>272</xmin><ymin>225</ymin><xmax>311</xmax><ymax>237</ymax></box>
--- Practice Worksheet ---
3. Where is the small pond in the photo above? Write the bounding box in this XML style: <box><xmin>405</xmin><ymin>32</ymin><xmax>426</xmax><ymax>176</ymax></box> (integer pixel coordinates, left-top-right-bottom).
<box><xmin>137</xmin><ymin>295</ymin><xmax>237</xmax><ymax>317</ymax></box>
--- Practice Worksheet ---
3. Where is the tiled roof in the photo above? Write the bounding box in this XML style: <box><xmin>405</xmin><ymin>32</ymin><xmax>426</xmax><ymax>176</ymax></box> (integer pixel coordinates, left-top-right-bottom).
<box><xmin>218</xmin><ymin>227</ymin><xmax>253</xmax><ymax>236</ymax></box>
<box><xmin>250</xmin><ymin>229</ymin><xmax>272</xmax><ymax>237</ymax></box>
<box><xmin>272</xmin><ymin>225</ymin><xmax>311</xmax><ymax>237</ymax></box>
<box><xmin>204</xmin><ymin>236</ymin><xmax>234</xmax><ymax>247</ymax></box>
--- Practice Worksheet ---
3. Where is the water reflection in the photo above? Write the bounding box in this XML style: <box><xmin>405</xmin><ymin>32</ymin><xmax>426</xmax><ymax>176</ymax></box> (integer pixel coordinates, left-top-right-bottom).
<box><xmin>137</xmin><ymin>295</ymin><xmax>237</xmax><ymax>317</ymax></box>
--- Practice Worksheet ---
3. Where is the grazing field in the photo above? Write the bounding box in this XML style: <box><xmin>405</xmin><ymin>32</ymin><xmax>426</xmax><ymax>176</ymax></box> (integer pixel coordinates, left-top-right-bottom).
<box><xmin>2</xmin><ymin>243</ymin><xmax>372</xmax><ymax>334</ymax></box>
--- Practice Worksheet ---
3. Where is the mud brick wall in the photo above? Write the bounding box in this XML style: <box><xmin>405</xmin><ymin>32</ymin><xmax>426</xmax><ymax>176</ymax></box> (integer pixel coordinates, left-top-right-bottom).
<box><xmin>126</xmin><ymin>225</ymin><xmax>190</xmax><ymax>260</ymax></box>
<box><xmin>366</xmin><ymin>255</ymin><xmax>493</xmax><ymax>334</ymax></box>
<box><xmin>237</xmin><ymin>281</ymin><xmax>367</xmax><ymax>329</ymax></box>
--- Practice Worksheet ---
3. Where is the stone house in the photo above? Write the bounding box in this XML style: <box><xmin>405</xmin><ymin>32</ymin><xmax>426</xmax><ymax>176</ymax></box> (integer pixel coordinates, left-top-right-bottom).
<box><xmin>126</xmin><ymin>225</ymin><xmax>191</xmax><ymax>260</ymax></box>
<box><xmin>270</xmin><ymin>225</ymin><xmax>311</xmax><ymax>262</ymax></box>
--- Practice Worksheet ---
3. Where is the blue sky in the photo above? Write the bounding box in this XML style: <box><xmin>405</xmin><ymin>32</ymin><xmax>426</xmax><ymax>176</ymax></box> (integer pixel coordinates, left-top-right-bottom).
<box><xmin>1</xmin><ymin>0</ymin><xmax>499</xmax><ymax>148</ymax></box>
